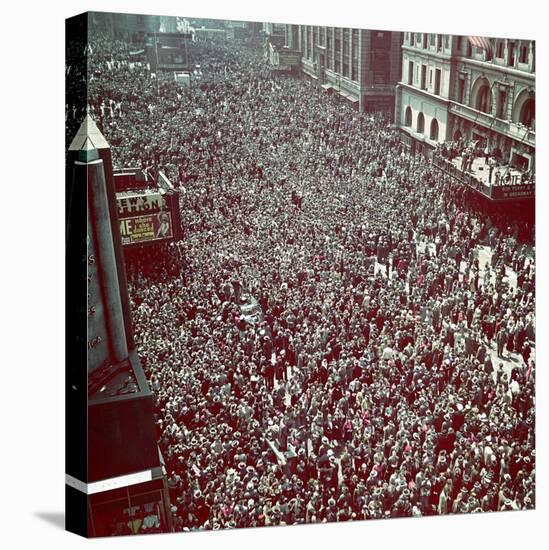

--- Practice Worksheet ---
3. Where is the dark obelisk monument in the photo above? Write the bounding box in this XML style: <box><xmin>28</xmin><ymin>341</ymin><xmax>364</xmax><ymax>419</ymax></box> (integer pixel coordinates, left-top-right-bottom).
<box><xmin>66</xmin><ymin>116</ymin><xmax>171</xmax><ymax>537</ymax></box>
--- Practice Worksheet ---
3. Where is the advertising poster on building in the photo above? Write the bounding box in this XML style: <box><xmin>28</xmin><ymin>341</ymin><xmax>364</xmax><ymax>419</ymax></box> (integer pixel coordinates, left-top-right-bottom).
<box><xmin>117</xmin><ymin>192</ymin><xmax>165</xmax><ymax>217</ymax></box>
<box><xmin>278</xmin><ymin>50</ymin><xmax>301</xmax><ymax>66</ymax></box>
<box><xmin>119</xmin><ymin>211</ymin><xmax>174</xmax><ymax>245</ymax></box>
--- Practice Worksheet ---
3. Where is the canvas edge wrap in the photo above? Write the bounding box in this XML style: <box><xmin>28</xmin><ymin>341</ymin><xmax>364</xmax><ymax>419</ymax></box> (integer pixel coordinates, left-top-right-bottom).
<box><xmin>65</xmin><ymin>11</ymin><xmax>90</xmax><ymax>538</ymax></box>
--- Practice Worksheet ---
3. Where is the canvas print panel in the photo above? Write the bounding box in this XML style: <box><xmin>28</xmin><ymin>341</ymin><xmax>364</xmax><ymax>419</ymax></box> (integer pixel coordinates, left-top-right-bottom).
<box><xmin>66</xmin><ymin>12</ymin><xmax>535</xmax><ymax>537</ymax></box>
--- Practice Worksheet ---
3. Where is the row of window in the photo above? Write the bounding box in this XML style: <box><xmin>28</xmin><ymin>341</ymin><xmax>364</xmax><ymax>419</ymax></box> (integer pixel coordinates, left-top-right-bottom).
<box><xmin>468</xmin><ymin>81</ymin><xmax>535</xmax><ymax>127</ymax></box>
<box><xmin>301</xmin><ymin>26</ymin><xmax>361</xmax><ymax>81</ymax></box>
<box><xmin>403</xmin><ymin>108</ymin><xmax>439</xmax><ymax>140</ymax></box>
<box><xmin>402</xmin><ymin>88</ymin><xmax>534</xmax><ymax>135</ymax></box>
<box><xmin>405</xmin><ymin>34</ymin><xmax>533</xmax><ymax>68</ymax></box>
<box><xmin>406</xmin><ymin>61</ymin><xmax>442</xmax><ymax>95</ymax></box>
<box><xmin>405</xmin><ymin>32</ymin><xmax>449</xmax><ymax>51</ymax></box>
<box><xmin>299</xmin><ymin>27</ymin><xmax>392</xmax><ymax>83</ymax></box>
<box><xmin>404</xmin><ymin>66</ymin><xmax>535</xmax><ymax>128</ymax></box>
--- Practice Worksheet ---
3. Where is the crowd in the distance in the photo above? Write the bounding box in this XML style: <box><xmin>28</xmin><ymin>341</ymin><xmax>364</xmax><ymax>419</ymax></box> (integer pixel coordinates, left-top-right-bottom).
<box><xmin>86</xmin><ymin>33</ymin><xmax>536</xmax><ymax>532</ymax></box>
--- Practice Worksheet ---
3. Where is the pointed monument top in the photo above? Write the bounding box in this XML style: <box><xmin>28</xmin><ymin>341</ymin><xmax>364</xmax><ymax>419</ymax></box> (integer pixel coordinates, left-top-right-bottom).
<box><xmin>68</xmin><ymin>114</ymin><xmax>110</xmax><ymax>153</ymax></box>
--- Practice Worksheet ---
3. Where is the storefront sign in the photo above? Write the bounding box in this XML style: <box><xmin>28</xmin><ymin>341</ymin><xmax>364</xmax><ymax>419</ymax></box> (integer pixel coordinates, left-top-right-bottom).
<box><xmin>491</xmin><ymin>184</ymin><xmax>535</xmax><ymax>200</ymax></box>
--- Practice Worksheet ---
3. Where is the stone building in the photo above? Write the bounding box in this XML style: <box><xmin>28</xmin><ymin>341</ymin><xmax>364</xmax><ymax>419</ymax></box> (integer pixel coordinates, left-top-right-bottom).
<box><xmin>286</xmin><ymin>24</ymin><xmax>402</xmax><ymax>116</ymax></box>
<box><xmin>396</xmin><ymin>33</ymin><xmax>535</xmax><ymax>170</ymax></box>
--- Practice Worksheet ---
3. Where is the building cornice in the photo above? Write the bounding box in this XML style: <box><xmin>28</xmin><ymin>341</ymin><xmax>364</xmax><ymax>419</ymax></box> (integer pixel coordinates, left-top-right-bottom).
<box><xmin>401</xmin><ymin>44</ymin><xmax>453</xmax><ymax>62</ymax></box>
<box><xmin>398</xmin><ymin>126</ymin><xmax>438</xmax><ymax>148</ymax></box>
<box><xmin>455</xmin><ymin>56</ymin><xmax>535</xmax><ymax>81</ymax></box>
<box><xmin>397</xmin><ymin>82</ymin><xmax>452</xmax><ymax>105</ymax></box>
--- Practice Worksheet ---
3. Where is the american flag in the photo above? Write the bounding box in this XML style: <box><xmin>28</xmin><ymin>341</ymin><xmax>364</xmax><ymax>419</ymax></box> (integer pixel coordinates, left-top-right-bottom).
<box><xmin>468</xmin><ymin>36</ymin><xmax>494</xmax><ymax>56</ymax></box>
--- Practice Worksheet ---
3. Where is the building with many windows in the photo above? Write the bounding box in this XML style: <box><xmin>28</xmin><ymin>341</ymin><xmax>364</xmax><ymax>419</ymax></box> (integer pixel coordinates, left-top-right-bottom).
<box><xmin>286</xmin><ymin>25</ymin><xmax>402</xmax><ymax>116</ymax></box>
<box><xmin>89</xmin><ymin>12</ymin><xmax>160</xmax><ymax>40</ymax></box>
<box><xmin>395</xmin><ymin>33</ymin><xmax>454</xmax><ymax>153</ymax></box>
<box><xmin>396</xmin><ymin>33</ymin><xmax>535</xmax><ymax>171</ymax></box>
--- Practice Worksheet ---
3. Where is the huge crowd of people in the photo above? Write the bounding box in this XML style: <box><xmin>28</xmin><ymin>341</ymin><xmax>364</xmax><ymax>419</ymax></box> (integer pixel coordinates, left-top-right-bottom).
<box><xmin>84</xmin><ymin>34</ymin><xmax>535</xmax><ymax>532</ymax></box>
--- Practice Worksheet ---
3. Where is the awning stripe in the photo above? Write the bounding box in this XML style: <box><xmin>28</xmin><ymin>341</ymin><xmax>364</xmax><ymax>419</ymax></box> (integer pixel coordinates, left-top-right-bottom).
<box><xmin>467</xmin><ymin>36</ymin><xmax>493</xmax><ymax>56</ymax></box>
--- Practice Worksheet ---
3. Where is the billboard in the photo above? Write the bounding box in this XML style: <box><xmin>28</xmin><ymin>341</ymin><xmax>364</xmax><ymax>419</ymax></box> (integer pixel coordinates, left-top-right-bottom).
<box><xmin>117</xmin><ymin>192</ymin><xmax>165</xmax><ymax>216</ymax></box>
<box><xmin>119</xmin><ymin>211</ymin><xmax>174</xmax><ymax>246</ymax></box>
<box><xmin>278</xmin><ymin>49</ymin><xmax>301</xmax><ymax>66</ymax></box>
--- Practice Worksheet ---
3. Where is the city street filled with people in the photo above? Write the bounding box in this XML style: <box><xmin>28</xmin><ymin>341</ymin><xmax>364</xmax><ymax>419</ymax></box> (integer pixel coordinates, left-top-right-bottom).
<box><xmin>83</xmin><ymin>35</ymin><xmax>535</xmax><ymax>532</ymax></box>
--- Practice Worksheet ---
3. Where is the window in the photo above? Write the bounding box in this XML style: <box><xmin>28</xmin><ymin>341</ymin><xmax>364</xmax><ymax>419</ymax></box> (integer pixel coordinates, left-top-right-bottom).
<box><xmin>476</xmin><ymin>84</ymin><xmax>492</xmax><ymax>113</ymax></box>
<box><xmin>456</xmin><ymin>36</ymin><xmax>462</xmax><ymax>52</ymax></box>
<box><xmin>410</xmin><ymin>33</ymin><xmax>415</xmax><ymax>46</ymax></box>
<box><xmin>404</xmin><ymin>106</ymin><xmax>412</xmax><ymax>126</ymax></box>
<box><xmin>423</xmin><ymin>34</ymin><xmax>428</xmax><ymax>48</ymax></box>
<box><xmin>512</xmin><ymin>91</ymin><xmax>535</xmax><ymax>128</ymax></box>
<box><xmin>416</xmin><ymin>112</ymin><xmax>425</xmax><ymax>133</ymax></box>
<box><xmin>520</xmin><ymin>98</ymin><xmax>535</xmax><ymax>128</ymax></box>
<box><xmin>334</xmin><ymin>29</ymin><xmax>341</xmax><ymax>72</ymax></box>
<box><xmin>437</xmin><ymin>34</ymin><xmax>443</xmax><ymax>51</ymax></box>
<box><xmin>508</xmin><ymin>41</ymin><xmax>515</xmax><ymax>66</ymax></box>
<box><xmin>485</xmin><ymin>41</ymin><xmax>493</xmax><ymax>62</ymax></box>
<box><xmin>327</xmin><ymin>28</ymin><xmax>333</xmax><ymax>69</ymax></box>
<box><xmin>496</xmin><ymin>41</ymin><xmax>504</xmax><ymax>58</ymax></box>
<box><xmin>444</xmin><ymin>35</ymin><xmax>450</xmax><ymax>49</ymax></box>
<box><xmin>351</xmin><ymin>29</ymin><xmax>359</xmax><ymax>81</ymax></box>
<box><xmin>420</xmin><ymin>64</ymin><xmax>427</xmax><ymax>89</ymax></box>
<box><xmin>430</xmin><ymin>33</ymin><xmax>435</xmax><ymax>46</ymax></box>
<box><xmin>408</xmin><ymin>61</ymin><xmax>414</xmax><ymax>85</ymax></box>
<box><xmin>434</xmin><ymin>69</ymin><xmax>441</xmax><ymax>95</ymax></box>
<box><xmin>497</xmin><ymin>89</ymin><xmax>507</xmax><ymax>119</ymax></box>
<box><xmin>519</xmin><ymin>44</ymin><xmax>528</xmax><ymax>63</ymax></box>
<box><xmin>430</xmin><ymin>118</ymin><xmax>439</xmax><ymax>140</ymax></box>
<box><xmin>457</xmin><ymin>78</ymin><xmax>465</xmax><ymax>103</ymax></box>
<box><xmin>343</xmin><ymin>28</ymin><xmax>350</xmax><ymax>77</ymax></box>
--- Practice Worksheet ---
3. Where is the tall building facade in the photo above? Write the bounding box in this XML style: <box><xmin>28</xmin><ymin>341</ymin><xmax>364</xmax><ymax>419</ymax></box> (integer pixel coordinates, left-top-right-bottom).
<box><xmin>287</xmin><ymin>25</ymin><xmax>402</xmax><ymax>115</ymax></box>
<box><xmin>396</xmin><ymin>33</ymin><xmax>535</xmax><ymax>170</ymax></box>
<box><xmin>395</xmin><ymin>33</ymin><xmax>455</xmax><ymax>153</ymax></box>
<box><xmin>89</xmin><ymin>12</ymin><xmax>160</xmax><ymax>40</ymax></box>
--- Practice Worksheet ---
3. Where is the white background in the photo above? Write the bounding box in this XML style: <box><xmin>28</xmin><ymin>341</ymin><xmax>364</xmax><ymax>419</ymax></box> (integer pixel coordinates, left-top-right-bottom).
<box><xmin>0</xmin><ymin>0</ymin><xmax>546</xmax><ymax>548</ymax></box>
